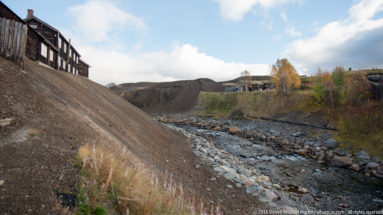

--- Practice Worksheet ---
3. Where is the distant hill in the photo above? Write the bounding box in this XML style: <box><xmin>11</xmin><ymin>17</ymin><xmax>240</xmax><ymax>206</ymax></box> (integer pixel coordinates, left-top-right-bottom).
<box><xmin>110</xmin><ymin>78</ymin><xmax>225</xmax><ymax>113</ymax></box>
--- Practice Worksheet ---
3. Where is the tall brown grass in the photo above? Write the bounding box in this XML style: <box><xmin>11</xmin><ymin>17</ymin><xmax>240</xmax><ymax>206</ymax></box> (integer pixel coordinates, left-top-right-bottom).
<box><xmin>76</xmin><ymin>144</ymin><xmax>223</xmax><ymax>215</ymax></box>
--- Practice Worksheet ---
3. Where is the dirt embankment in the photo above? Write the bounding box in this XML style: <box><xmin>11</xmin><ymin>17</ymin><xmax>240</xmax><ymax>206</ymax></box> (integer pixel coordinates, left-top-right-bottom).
<box><xmin>110</xmin><ymin>79</ymin><xmax>225</xmax><ymax>113</ymax></box>
<box><xmin>0</xmin><ymin>57</ymin><xmax>262</xmax><ymax>214</ymax></box>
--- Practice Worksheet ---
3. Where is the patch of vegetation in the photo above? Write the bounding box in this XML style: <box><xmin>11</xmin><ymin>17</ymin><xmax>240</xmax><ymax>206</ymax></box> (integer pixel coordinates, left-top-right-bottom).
<box><xmin>27</xmin><ymin>128</ymin><xmax>39</xmax><ymax>138</ymax></box>
<box><xmin>75</xmin><ymin>144</ymin><xmax>219</xmax><ymax>215</ymax></box>
<box><xmin>335</xmin><ymin>102</ymin><xmax>383</xmax><ymax>158</ymax></box>
<box><xmin>202</xmin><ymin>92</ymin><xmax>237</xmax><ymax>116</ymax></box>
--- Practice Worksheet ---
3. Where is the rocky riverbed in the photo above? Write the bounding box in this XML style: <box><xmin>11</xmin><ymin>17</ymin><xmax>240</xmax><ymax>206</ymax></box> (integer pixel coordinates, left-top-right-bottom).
<box><xmin>155</xmin><ymin>113</ymin><xmax>383</xmax><ymax>212</ymax></box>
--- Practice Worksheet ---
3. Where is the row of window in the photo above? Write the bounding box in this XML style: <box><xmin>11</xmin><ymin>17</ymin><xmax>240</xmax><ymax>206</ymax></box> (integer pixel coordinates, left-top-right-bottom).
<box><xmin>40</xmin><ymin>43</ymin><xmax>78</xmax><ymax>75</ymax></box>
<box><xmin>58</xmin><ymin>37</ymin><xmax>79</xmax><ymax>64</ymax></box>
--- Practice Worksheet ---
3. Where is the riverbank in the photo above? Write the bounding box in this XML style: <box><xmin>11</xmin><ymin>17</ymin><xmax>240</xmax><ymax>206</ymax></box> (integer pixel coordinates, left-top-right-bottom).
<box><xmin>155</xmin><ymin>113</ymin><xmax>383</xmax><ymax>211</ymax></box>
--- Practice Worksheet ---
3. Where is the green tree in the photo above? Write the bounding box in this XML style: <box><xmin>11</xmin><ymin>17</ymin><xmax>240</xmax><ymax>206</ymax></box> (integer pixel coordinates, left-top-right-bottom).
<box><xmin>271</xmin><ymin>58</ymin><xmax>301</xmax><ymax>108</ymax></box>
<box><xmin>311</xmin><ymin>68</ymin><xmax>324</xmax><ymax>105</ymax></box>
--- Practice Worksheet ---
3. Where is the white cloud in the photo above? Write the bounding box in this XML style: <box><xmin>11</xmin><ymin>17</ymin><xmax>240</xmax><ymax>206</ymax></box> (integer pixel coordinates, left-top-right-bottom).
<box><xmin>213</xmin><ymin>0</ymin><xmax>298</xmax><ymax>21</ymax></box>
<box><xmin>280</xmin><ymin>12</ymin><xmax>288</xmax><ymax>22</ymax></box>
<box><xmin>80</xmin><ymin>43</ymin><xmax>271</xmax><ymax>85</ymax></box>
<box><xmin>285</xmin><ymin>0</ymin><xmax>383</xmax><ymax>74</ymax></box>
<box><xmin>68</xmin><ymin>0</ymin><xmax>146</xmax><ymax>42</ymax></box>
<box><xmin>285</xmin><ymin>27</ymin><xmax>302</xmax><ymax>37</ymax></box>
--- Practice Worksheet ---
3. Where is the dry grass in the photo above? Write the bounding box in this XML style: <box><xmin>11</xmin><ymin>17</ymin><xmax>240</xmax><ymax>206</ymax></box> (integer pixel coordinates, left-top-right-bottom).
<box><xmin>76</xmin><ymin>144</ymin><xmax>223</xmax><ymax>215</ymax></box>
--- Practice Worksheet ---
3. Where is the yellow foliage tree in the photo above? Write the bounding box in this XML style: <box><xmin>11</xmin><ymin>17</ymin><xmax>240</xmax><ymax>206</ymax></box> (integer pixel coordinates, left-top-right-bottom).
<box><xmin>271</xmin><ymin>58</ymin><xmax>301</xmax><ymax>108</ymax></box>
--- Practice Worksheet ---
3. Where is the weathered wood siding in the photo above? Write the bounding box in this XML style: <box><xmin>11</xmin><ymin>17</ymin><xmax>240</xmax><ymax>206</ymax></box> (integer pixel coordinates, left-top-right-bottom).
<box><xmin>25</xmin><ymin>19</ymin><xmax>57</xmax><ymax>46</ymax></box>
<box><xmin>0</xmin><ymin>17</ymin><xmax>27</xmax><ymax>61</ymax></box>
<box><xmin>78</xmin><ymin>60</ymin><xmax>89</xmax><ymax>78</ymax></box>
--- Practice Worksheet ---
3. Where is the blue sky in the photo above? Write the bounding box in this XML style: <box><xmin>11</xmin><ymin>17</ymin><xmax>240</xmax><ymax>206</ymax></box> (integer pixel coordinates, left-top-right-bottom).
<box><xmin>3</xmin><ymin>0</ymin><xmax>383</xmax><ymax>84</ymax></box>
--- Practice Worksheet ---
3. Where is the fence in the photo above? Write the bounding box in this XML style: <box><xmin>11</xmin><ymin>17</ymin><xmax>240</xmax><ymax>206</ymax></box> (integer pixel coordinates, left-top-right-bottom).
<box><xmin>0</xmin><ymin>17</ymin><xmax>27</xmax><ymax>62</ymax></box>
<box><xmin>367</xmin><ymin>73</ymin><xmax>383</xmax><ymax>101</ymax></box>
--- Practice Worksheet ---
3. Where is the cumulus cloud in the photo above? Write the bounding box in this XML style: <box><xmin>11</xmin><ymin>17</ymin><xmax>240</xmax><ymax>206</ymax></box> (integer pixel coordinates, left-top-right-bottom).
<box><xmin>66</xmin><ymin>0</ymin><xmax>270</xmax><ymax>85</ymax></box>
<box><xmin>213</xmin><ymin>0</ymin><xmax>298</xmax><ymax>21</ymax></box>
<box><xmin>68</xmin><ymin>0</ymin><xmax>146</xmax><ymax>42</ymax></box>
<box><xmin>80</xmin><ymin>43</ymin><xmax>271</xmax><ymax>85</ymax></box>
<box><xmin>285</xmin><ymin>0</ymin><xmax>383</xmax><ymax>73</ymax></box>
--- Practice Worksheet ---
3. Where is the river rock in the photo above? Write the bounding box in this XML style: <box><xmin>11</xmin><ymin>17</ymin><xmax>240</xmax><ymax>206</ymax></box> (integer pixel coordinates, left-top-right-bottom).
<box><xmin>356</xmin><ymin>150</ymin><xmax>370</xmax><ymax>161</ymax></box>
<box><xmin>0</xmin><ymin>118</ymin><xmax>13</xmax><ymax>127</ymax></box>
<box><xmin>330</xmin><ymin>155</ymin><xmax>353</xmax><ymax>167</ymax></box>
<box><xmin>334</xmin><ymin>148</ymin><xmax>347</xmax><ymax>156</ymax></box>
<box><xmin>292</xmin><ymin>132</ymin><xmax>301</xmax><ymax>137</ymax></box>
<box><xmin>261</xmin><ymin>190</ymin><xmax>279</xmax><ymax>202</ymax></box>
<box><xmin>246</xmin><ymin>184</ymin><xmax>260</xmax><ymax>194</ymax></box>
<box><xmin>213</xmin><ymin>126</ymin><xmax>221</xmax><ymax>131</ymax></box>
<box><xmin>365</xmin><ymin>162</ymin><xmax>379</xmax><ymax>169</ymax></box>
<box><xmin>238</xmin><ymin>167</ymin><xmax>252</xmax><ymax>177</ymax></box>
<box><xmin>325</xmin><ymin>138</ymin><xmax>338</xmax><ymax>149</ymax></box>
<box><xmin>213</xmin><ymin>166</ymin><xmax>225</xmax><ymax>175</ymax></box>
<box><xmin>228</xmin><ymin>127</ymin><xmax>241</xmax><ymax>134</ymax></box>
<box><xmin>298</xmin><ymin>187</ymin><xmax>309</xmax><ymax>194</ymax></box>
<box><xmin>350</xmin><ymin>164</ymin><xmax>360</xmax><ymax>171</ymax></box>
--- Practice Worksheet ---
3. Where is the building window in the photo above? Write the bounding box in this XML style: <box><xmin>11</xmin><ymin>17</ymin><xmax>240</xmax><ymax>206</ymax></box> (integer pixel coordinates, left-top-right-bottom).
<box><xmin>41</xmin><ymin>43</ymin><xmax>48</xmax><ymax>58</ymax></box>
<box><xmin>63</xmin><ymin>61</ymin><xmax>66</xmax><ymax>70</ymax></box>
<box><xmin>68</xmin><ymin>63</ymin><xmax>71</xmax><ymax>73</ymax></box>
<box><xmin>69</xmin><ymin>48</ymin><xmax>72</xmax><ymax>58</ymax></box>
<box><xmin>49</xmin><ymin>50</ymin><xmax>54</xmax><ymax>62</ymax></box>
<box><xmin>58</xmin><ymin>37</ymin><xmax>61</xmax><ymax>49</ymax></box>
<box><xmin>64</xmin><ymin>43</ymin><xmax>67</xmax><ymax>53</ymax></box>
<box><xmin>58</xmin><ymin>58</ymin><xmax>61</xmax><ymax>68</ymax></box>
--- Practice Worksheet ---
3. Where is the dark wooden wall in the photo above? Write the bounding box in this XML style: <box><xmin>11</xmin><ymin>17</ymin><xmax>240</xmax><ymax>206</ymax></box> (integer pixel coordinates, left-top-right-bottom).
<box><xmin>78</xmin><ymin>60</ymin><xmax>89</xmax><ymax>78</ymax></box>
<box><xmin>25</xmin><ymin>19</ymin><xmax>57</xmax><ymax>46</ymax></box>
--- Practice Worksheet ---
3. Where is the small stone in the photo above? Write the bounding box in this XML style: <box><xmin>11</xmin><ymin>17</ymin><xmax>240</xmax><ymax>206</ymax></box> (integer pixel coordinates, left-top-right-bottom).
<box><xmin>325</xmin><ymin>138</ymin><xmax>338</xmax><ymax>149</ymax></box>
<box><xmin>195</xmin><ymin>164</ymin><xmax>200</xmax><ymax>169</ymax></box>
<box><xmin>0</xmin><ymin>118</ymin><xmax>13</xmax><ymax>127</ymax></box>
<box><xmin>238</xmin><ymin>167</ymin><xmax>252</xmax><ymax>177</ymax></box>
<box><xmin>0</xmin><ymin>180</ymin><xmax>4</xmax><ymax>186</ymax></box>
<box><xmin>213</xmin><ymin>126</ymin><xmax>221</xmax><ymax>131</ymax></box>
<box><xmin>208</xmin><ymin>177</ymin><xmax>216</xmax><ymax>181</ymax></box>
<box><xmin>262</xmin><ymin>190</ymin><xmax>278</xmax><ymax>202</ymax></box>
<box><xmin>292</xmin><ymin>132</ymin><xmax>301</xmax><ymax>137</ymax></box>
<box><xmin>330</xmin><ymin>155</ymin><xmax>353</xmax><ymax>167</ymax></box>
<box><xmin>206</xmin><ymin>187</ymin><xmax>211</xmax><ymax>191</ymax></box>
<box><xmin>226</xmin><ymin>184</ymin><xmax>233</xmax><ymax>188</ymax></box>
<box><xmin>350</xmin><ymin>164</ymin><xmax>360</xmax><ymax>171</ymax></box>
<box><xmin>235</xmin><ymin>183</ymin><xmax>242</xmax><ymax>188</ymax></box>
<box><xmin>334</xmin><ymin>148</ymin><xmax>347</xmax><ymax>156</ymax></box>
<box><xmin>228</xmin><ymin>127</ymin><xmax>241</xmax><ymax>134</ymax></box>
<box><xmin>300</xmin><ymin>169</ymin><xmax>306</xmax><ymax>173</ymax></box>
<box><xmin>298</xmin><ymin>187</ymin><xmax>309</xmax><ymax>194</ymax></box>
<box><xmin>366</xmin><ymin>162</ymin><xmax>379</xmax><ymax>169</ymax></box>
<box><xmin>223</xmin><ymin>172</ymin><xmax>237</xmax><ymax>180</ymax></box>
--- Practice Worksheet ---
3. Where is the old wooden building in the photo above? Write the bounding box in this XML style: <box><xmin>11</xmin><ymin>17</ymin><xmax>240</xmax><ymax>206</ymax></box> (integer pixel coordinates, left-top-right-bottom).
<box><xmin>24</xmin><ymin>10</ymin><xmax>84</xmax><ymax>75</ymax></box>
<box><xmin>0</xmin><ymin>2</ymin><xmax>89</xmax><ymax>77</ymax></box>
<box><xmin>0</xmin><ymin>1</ymin><xmax>58</xmax><ymax>67</ymax></box>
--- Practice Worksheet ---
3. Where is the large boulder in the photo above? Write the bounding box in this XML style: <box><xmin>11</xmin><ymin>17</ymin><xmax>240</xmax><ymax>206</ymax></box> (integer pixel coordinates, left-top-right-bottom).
<box><xmin>329</xmin><ymin>155</ymin><xmax>353</xmax><ymax>167</ymax></box>
<box><xmin>356</xmin><ymin>150</ymin><xmax>370</xmax><ymax>161</ymax></box>
<box><xmin>325</xmin><ymin>138</ymin><xmax>338</xmax><ymax>149</ymax></box>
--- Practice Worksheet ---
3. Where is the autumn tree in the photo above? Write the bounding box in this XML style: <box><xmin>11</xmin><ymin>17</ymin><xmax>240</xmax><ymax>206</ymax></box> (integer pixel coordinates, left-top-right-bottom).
<box><xmin>344</xmin><ymin>71</ymin><xmax>370</xmax><ymax>105</ymax></box>
<box><xmin>271</xmin><ymin>58</ymin><xmax>301</xmax><ymax>108</ymax></box>
<box><xmin>312</xmin><ymin>68</ymin><xmax>324</xmax><ymax>105</ymax></box>
<box><xmin>331</xmin><ymin>66</ymin><xmax>346</xmax><ymax>104</ymax></box>
<box><xmin>322</xmin><ymin>72</ymin><xmax>335</xmax><ymax>107</ymax></box>
<box><xmin>240</xmin><ymin>70</ymin><xmax>252</xmax><ymax>92</ymax></box>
